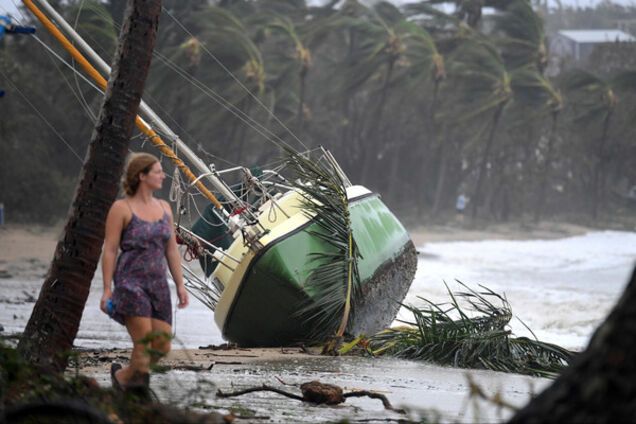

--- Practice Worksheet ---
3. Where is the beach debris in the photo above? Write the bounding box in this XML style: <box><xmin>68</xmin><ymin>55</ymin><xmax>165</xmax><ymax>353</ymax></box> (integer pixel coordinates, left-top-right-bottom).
<box><xmin>198</xmin><ymin>343</ymin><xmax>238</xmax><ymax>350</ymax></box>
<box><xmin>300</xmin><ymin>381</ymin><xmax>344</xmax><ymax>404</ymax></box>
<box><xmin>0</xmin><ymin>269</ymin><xmax>12</xmax><ymax>279</ymax></box>
<box><xmin>367</xmin><ymin>281</ymin><xmax>574</xmax><ymax>378</ymax></box>
<box><xmin>216</xmin><ymin>380</ymin><xmax>406</xmax><ymax>413</ymax></box>
<box><xmin>21</xmin><ymin>291</ymin><xmax>36</xmax><ymax>303</ymax></box>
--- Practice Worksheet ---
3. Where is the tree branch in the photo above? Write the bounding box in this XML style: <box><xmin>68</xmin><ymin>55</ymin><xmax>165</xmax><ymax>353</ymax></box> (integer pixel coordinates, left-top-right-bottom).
<box><xmin>216</xmin><ymin>385</ymin><xmax>304</xmax><ymax>401</ymax></box>
<box><xmin>344</xmin><ymin>391</ymin><xmax>406</xmax><ymax>414</ymax></box>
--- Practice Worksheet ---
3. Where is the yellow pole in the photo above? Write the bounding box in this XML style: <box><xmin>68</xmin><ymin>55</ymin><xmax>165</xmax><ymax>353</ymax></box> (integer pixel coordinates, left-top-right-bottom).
<box><xmin>23</xmin><ymin>0</ymin><xmax>223</xmax><ymax>209</ymax></box>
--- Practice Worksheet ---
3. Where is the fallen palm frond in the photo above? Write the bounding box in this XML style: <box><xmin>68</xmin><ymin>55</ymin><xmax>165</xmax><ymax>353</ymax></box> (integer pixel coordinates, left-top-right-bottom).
<box><xmin>285</xmin><ymin>149</ymin><xmax>361</xmax><ymax>343</ymax></box>
<box><xmin>368</xmin><ymin>281</ymin><xmax>574</xmax><ymax>378</ymax></box>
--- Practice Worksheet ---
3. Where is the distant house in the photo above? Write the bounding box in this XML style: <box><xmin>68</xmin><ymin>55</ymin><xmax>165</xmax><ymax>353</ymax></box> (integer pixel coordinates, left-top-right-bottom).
<box><xmin>551</xmin><ymin>30</ymin><xmax>636</xmax><ymax>62</ymax></box>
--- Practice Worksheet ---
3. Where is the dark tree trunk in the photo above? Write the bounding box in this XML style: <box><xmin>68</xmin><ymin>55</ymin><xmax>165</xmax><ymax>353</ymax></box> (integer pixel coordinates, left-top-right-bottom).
<box><xmin>17</xmin><ymin>0</ymin><xmax>161</xmax><ymax>372</ymax></box>
<box><xmin>360</xmin><ymin>59</ymin><xmax>396</xmax><ymax>185</ymax></box>
<box><xmin>470</xmin><ymin>103</ymin><xmax>504</xmax><ymax>220</ymax></box>
<box><xmin>534</xmin><ymin>112</ymin><xmax>559</xmax><ymax>223</ymax></box>
<box><xmin>428</xmin><ymin>81</ymin><xmax>445</xmax><ymax>216</ymax></box>
<box><xmin>430</xmin><ymin>126</ymin><xmax>449</xmax><ymax>217</ymax></box>
<box><xmin>296</xmin><ymin>69</ymin><xmax>307</xmax><ymax>133</ymax></box>
<box><xmin>510</xmin><ymin>266</ymin><xmax>636</xmax><ymax>422</ymax></box>
<box><xmin>592</xmin><ymin>110</ymin><xmax>612</xmax><ymax>220</ymax></box>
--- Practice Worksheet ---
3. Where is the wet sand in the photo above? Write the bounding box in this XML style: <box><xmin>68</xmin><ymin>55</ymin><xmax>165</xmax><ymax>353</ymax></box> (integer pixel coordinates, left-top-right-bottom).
<box><xmin>72</xmin><ymin>346</ymin><xmax>550</xmax><ymax>423</ymax></box>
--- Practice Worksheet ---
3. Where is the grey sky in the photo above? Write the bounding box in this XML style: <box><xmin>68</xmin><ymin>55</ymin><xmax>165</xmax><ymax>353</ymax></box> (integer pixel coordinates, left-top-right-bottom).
<box><xmin>2</xmin><ymin>0</ymin><xmax>636</xmax><ymax>23</ymax></box>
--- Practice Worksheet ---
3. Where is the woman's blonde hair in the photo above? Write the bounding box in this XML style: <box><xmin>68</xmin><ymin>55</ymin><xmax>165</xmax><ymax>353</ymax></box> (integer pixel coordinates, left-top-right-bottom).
<box><xmin>122</xmin><ymin>153</ymin><xmax>159</xmax><ymax>196</ymax></box>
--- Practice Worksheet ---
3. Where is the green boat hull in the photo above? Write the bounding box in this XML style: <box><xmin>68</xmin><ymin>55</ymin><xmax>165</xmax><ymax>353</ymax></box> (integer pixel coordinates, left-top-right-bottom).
<box><xmin>222</xmin><ymin>193</ymin><xmax>417</xmax><ymax>346</ymax></box>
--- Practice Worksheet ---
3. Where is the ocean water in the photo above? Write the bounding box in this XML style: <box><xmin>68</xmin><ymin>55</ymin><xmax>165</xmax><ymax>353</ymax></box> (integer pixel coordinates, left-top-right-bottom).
<box><xmin>404</xmin><ymin>230</ymin><xmax>636</xmax><ymax>351</ymax></box>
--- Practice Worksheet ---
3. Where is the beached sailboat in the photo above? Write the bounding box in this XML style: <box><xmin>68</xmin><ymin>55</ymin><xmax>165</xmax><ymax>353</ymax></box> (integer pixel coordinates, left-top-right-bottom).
<box><xmin>22</xmin><ymin>0</ymin><xmax>417</xmax><ymax>346</ymax></box>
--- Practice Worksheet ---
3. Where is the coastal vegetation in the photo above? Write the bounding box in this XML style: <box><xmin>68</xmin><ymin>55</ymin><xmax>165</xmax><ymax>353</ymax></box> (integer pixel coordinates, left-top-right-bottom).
<box><xmin>1</xmin><ymin>0</ymin><xmax>635</xmax><ymax>225</ymax></box>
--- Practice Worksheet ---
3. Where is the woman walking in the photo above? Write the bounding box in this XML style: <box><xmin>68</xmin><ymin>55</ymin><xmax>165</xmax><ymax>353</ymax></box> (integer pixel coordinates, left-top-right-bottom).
<box><xmin>100</xmin><ymin>153</ymin><xmax>189</xmax><ymax>391</ymax></box>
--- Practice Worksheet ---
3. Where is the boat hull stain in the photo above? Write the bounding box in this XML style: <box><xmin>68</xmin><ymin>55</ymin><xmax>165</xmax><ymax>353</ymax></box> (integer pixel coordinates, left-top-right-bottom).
<box><xmin>349</xmin><ymin>240</ymin><xmax>417</xmax><ymax>337</ymax></box>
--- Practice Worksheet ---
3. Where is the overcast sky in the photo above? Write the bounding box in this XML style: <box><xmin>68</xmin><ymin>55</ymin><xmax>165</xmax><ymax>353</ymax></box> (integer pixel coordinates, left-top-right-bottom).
<box><xmin>2</xmin><ymin>0</ymin><xmax>636</xmax><ymax>22</ymax></box>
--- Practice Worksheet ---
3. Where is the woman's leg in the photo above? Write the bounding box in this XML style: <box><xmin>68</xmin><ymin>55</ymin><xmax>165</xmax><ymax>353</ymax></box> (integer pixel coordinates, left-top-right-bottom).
<box><xmin>116</xmin><ymin>316</ymin><xmax>153</xmax><ymax>386</ymax></box>
<box><xmin>149</xmin><ymin>318</ymin><xmax>172</xmax><ymax>365</ymax></box>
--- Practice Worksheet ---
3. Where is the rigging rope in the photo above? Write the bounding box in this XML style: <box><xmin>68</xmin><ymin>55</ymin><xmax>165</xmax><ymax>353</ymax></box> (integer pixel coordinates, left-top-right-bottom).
<box><xmin>85</xmin><ymin>4</ymin><xmax>310</xmax><ymax>154</ymax></box>
<box><xmin>151</xmin><ymin>50</ymin><xmax>296</xmax><ymax>152</ymax></box>
<box><xmin>0</xmin><ymin>68</ymin><xmax>85</xmax><ymax>164</ymax></box>
<box><xmin>162</xmin><ymin>7</ymin><xmax>310</xmax><ymax>153</ymax></box>
<box><xmin>70</xmin><ymin>0</ymin><xmax>98</xmax><ymax>123</ymax></box>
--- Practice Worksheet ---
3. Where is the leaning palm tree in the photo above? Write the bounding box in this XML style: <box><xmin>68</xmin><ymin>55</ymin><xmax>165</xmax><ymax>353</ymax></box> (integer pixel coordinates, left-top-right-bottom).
<box><xmin>449</xmin><ymin>37</ymin><xmax>513</xmax><ymax>220</ymax></box>
<box><xmin>68</xmin><ymin>0</ymin><xmax>118</xmax><ymax>58</ymax></box>
<box><xmin>307</xmin><ymin>0</ymin><xmax>409</xmax><ymax>184</ymax></box>
<box><xmin>493</xmin><ymin>0</ymin><xmax>559</xmax><ymax>221</ymax></box>
<box><xmin>343</xmin><ymin>1</ymin><xmax>411</xmax><ymax>186</ymax></box>
<box><xmin>252</xmin><ymin>9</ymin><xmax>312</xmax><ymax>132</ymax></box>
<box><xmin>18</xmin><ymin>0</ymin><xmax>162</xmax><ymax>371</ymax></box>
<box><xmin>561</xmin><ymin>69</ymin><xmax>636</xmax><ymax>219</ymax></box>
<box><xmin>510</xmin><ymin>68</ymin><xmax>563</xmax><ymax>222</ymax></box>
<box><xmin>152</xmin><ymin>4</ymin><xmax>266</xmax><ymax>162</ymax></box>
<box><xmin>394</xmin><ymin>19</ymin><xmax>449</xmax><ymax>214</ymax></box>
<box><xmin>494</xmin><ymin>0</ymin><xmax>548</xmax><ymax>72</ymax></box>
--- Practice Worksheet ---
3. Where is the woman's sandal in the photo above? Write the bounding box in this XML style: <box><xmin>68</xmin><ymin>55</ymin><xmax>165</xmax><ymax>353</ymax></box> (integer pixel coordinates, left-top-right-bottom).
<box><xmin>110</xmin><ymin>362</ymin><xmax>124</xmax><ymax>392</ymax></box>
<box><xmin>111</xmin><ymin>363</ymin><xmax>153</xmax><ymax>401</ymax></box>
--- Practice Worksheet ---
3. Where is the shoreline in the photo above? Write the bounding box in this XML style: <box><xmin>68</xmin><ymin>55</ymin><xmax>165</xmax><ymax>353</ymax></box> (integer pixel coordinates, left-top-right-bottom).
<box><xmin>0</xmin><ymin>220</ymin><xmax>614</xmax><ymax>268</ymax></box>
<box><xmin>407</xmin><ymin>220</ymin><xmax>595</xmax><ymax>245</ymax></box>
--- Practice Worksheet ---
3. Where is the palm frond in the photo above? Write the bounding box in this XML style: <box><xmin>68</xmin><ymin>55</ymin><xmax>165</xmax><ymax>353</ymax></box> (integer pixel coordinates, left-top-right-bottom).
<box><xmin>284</xmin><ymin>149</ymin><xmax>361</xmax><ymax>341</ymax></box>
<box><xmin>369</xmin><ymin>281</ymin><xmax>574</xmax><ymax>378</ymax></box>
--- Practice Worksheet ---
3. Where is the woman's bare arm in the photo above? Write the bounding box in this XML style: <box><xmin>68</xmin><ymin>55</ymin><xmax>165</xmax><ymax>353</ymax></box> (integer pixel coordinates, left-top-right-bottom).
<box><xmin>100</xmin><ymin>201</ymin><xmax>126</xmax><ymax>311</ymax></box>
<box><xmin>163</xmin><ymin>200</ymin><xmax>189</xmax><ymax>308</ymax></box>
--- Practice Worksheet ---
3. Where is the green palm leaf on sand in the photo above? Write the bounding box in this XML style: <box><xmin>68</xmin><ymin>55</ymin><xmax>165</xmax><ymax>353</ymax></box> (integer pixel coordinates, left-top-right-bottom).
<box><xmin>369</xmin><ymin>282</ymin><xmax>574</xmax><ymax>378</ymax></box>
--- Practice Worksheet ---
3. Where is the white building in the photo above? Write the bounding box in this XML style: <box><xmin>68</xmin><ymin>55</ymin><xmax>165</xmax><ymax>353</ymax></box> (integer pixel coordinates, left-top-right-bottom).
<box><xmin>551</xmin><ymin>29</ymin><xmax>636</xmax><ymax>62</ymax></box>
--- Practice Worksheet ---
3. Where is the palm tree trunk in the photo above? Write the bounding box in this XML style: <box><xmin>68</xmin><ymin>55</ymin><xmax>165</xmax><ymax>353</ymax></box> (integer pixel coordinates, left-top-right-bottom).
<box><xmin>17</xmin><ymin>0</ymin><xmax>161</xmax><ymax>372</ymax></box>
<box><xmin>429</xmin><ymin>81</ymin><xmax>446</xmax><ymax>216</ymax></box>
<box><xmin>361</xmin><ymin>59</ymin><xmax>395</xmax><ymax>185</ymax></box>
<box><xmin>296</xmin><ymin>70</ymin><xmax>307</xmax><ymax>133</ymax></box>
<box><xmin>534</xmin><ymin>111</ymin><xmax>559</xmax><ymax>222</ymax></box>
<box><xmin>470</xmin><ymin>103</ymin><xmax>504</xmax><ymax>220</ymax></box>
<box><xmin>592</xmin><ymin>111</ymin><xmax>612</xmax><ymax>220</ymax></box>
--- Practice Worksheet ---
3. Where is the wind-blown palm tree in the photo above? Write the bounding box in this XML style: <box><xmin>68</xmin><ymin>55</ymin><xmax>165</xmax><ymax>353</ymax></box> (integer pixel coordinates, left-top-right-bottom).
<box><xmin>494</xmin><ymin>0</ymin><xmax>558</xmax><ymax>220</ymax></box>
<box><xmin>511</xmin><ymin>67</ymin><xmax>563</xmax><ymax>221</ymax></box>
<box><xmin>153</xmin><ymin>4</ymin><xmax>265</xmax><ymax>161</ymax></box>
<box><xmin>393</xmin><ymin>19</ymin><xmax>449</xmax><ymax>214</ymax></box>
<box><xmin>333</xmin><ymin>1</ymin><xmax>411</xmax><ymax>185</ymax></box>
<box><xmin>450</xmin><ymin>38</ymin><xmax>512</xmax><ymax>219</ymax></box>
<box><xmin>561</xmin><ymin>69</ymin><xmax>636</xmax><ymax>219</ymax></box>
<box><xmin>304</xmin><ymin>0</ymin><xmax>408</xmax><ymax>184</ymax></box>
<box><xmin>494</xmin><ymin>0</ymin><xmax>548</xmax><ymax>72</ymax></box>
<box><xmin>253</xmin><ymin>9</ymin><xmax>312</xmax><ymax>132</ymax></box>
<box><xmin>18</xmin><ymin>0</ymin><xmax>161</xmax><ymax>371</ymax></box>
